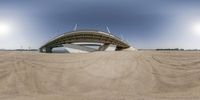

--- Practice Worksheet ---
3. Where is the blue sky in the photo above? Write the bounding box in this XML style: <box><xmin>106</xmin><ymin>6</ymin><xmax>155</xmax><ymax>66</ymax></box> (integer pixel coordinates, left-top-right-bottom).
<box><xmin>0</xmin><ymin>0</ymin><xmax>200</xmax><ymax>49</ymax></box>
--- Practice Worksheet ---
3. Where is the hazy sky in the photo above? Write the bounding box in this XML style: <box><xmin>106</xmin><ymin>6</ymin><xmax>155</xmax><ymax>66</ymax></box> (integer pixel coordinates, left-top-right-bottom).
<box><xmin>0</xmin><ymin>0</ymin><xmax>200</xmax><ymax>49</ymax></box>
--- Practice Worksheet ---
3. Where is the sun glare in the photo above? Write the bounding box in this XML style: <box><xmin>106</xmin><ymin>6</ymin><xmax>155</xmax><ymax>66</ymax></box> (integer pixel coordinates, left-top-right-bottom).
<box><xmin>0</xmin><ymin>23</ymin><xmax>11</xmax><ymax>36</ymax></box>
<box><xmin>191</xmin><ymin>23</ymin><xmax>200</xmax><ymax>36</ymax></box>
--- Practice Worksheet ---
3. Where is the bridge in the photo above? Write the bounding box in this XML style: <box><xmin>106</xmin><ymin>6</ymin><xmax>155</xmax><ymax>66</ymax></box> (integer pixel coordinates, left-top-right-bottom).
<box><xmin>39</xmin><ymin>30</ymin><xmax>131</xmax><ymax>53</ymax></box>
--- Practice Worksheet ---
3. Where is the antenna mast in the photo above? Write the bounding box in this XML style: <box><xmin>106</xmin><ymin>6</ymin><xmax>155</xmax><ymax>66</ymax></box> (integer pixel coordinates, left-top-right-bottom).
<box><xmin>74</xmin><ymin>24</ymin><xmax>78</xmax><ymax>31</ymax></box>
<box><xmin>106</xmin><ymin>26</ymin><xmax>111</xmax><ymax>33</ymax></box>
<box><xmin>120</xmin><ymin>34</ymin><xmax>124</xmax><ymax>40</ymax></box>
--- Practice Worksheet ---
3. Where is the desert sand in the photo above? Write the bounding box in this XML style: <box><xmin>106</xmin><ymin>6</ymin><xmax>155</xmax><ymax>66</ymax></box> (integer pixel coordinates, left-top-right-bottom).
<box><xmin>0</xmin><ymin>51</ymin><xmax>200</xmax><ymax>100</ymax></box>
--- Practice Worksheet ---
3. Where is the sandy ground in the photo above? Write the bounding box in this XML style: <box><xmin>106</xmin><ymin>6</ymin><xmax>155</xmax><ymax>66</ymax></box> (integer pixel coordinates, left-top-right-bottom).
<box><xmin>0</xmin><ymin>51</ymin><xmax>200</xmax><ymax>100</ymax></box>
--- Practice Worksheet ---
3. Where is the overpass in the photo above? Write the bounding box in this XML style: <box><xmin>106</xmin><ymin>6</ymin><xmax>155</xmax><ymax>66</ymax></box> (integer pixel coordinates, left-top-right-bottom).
<box><xmin>39</xmin><ymin>30</ymin><xmax>131</xmax><ymax>53</ymax></box>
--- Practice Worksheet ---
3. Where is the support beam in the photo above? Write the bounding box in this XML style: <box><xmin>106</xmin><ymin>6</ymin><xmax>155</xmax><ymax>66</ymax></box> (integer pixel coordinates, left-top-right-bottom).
<box><xmin>46</xmin><ymin>47</ymin><xmax>53</xmax><ymax>53</ymax></box>
<box><xmin>98</xmin><ymin>44</ymin><xmax>117</xmax><ymax>51</ymax></box>
<box><xmin>63</xmin><ymin>44</ymin><xmax>97</xmax><ymax>52</ymax></box>
<box><xmin>39</xmin><ymin>47</ymin><xmax>53</xmax><ymax>53</ymax></box>
<box><xmin>98</xmin><ymin>43</ymin><xmax>110</xmax><ymax>51</ymax></box>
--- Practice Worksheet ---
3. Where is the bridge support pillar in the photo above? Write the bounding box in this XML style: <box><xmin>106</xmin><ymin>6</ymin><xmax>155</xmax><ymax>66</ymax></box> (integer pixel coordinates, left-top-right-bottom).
<box><xmin>46</xmin><ymin>47</ymin><xmax>53</xmax><ymax>53</ymax></box>
<box><xmin>39</xmin><ymin>47</ymin><xmax>53</xmax><ymax>53</ymax></box>
<box><xmin>98</xmin><ymin>43</ymin><xmax>110</xmax><ymax>51</ymax></box>
<box><xmin>39</xmin><ymin>48</ymin><xmax>43</xmax><ymax>53</ymax></box>
<box><xmin>98</xmin><ymin>43</ymin><xmax>117</xmax><ymax>51</ymax></box>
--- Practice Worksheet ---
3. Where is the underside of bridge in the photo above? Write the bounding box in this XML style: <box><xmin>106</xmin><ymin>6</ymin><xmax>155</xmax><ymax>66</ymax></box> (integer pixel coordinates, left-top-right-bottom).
<box><xmin>39</xmin><ymin>30</ymin><xmax>131</xmax><ymax>53</ymax></box>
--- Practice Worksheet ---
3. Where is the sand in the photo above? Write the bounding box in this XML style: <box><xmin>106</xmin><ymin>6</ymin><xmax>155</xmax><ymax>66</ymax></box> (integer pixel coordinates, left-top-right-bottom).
<box><xmin>0</xmin><ymin>51</ymin><xmax>200</xmax><ymax>100</ymax></box>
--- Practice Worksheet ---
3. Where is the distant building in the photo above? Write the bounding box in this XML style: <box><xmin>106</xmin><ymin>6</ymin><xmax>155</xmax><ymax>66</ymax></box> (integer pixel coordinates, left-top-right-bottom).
<box><xmin>156</xmin><ymin>48</ymin><xmax>184</xmax><ymax>51</ymax></box>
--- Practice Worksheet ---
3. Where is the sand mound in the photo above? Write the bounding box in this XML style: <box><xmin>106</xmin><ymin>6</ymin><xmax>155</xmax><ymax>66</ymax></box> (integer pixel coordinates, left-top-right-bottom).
<box><xmin>0</xmin><ymin>51</ymin><xmax>200</xmax><ymax>100</ymax></box>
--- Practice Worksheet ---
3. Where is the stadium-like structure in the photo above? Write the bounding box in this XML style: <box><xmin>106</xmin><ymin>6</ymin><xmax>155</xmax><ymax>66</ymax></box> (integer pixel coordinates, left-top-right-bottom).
<box><xmin>39</xmin><ymin>30</ymin><xmax>132</xmax><ymax>53</ymax></box>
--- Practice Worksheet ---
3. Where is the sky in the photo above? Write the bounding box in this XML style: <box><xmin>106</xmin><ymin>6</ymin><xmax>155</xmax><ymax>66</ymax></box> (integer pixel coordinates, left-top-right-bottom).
<box><xmin>0</xmin><ymin>0</ymin><xmax>200</xmax><ymax>49</ymax></box>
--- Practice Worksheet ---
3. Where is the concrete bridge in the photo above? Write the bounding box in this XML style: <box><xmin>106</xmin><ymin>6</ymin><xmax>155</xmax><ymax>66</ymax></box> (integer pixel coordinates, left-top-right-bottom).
<box><xmin>39</xmin><ymin>30</ymin><xmax>131</xmax><ymax>53</ymax></box>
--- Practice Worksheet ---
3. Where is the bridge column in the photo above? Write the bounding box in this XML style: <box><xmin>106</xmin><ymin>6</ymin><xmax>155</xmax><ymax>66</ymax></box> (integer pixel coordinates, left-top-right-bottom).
<box><xmin>39</xmin><ymin>48</ymin><xmax>43</xmax><ymax>53</ymax></box>
<box><xmin>45</xmin><ymin>47</ymin><xmax>53</xmax><ymax>53</ymax></box>
<box><xmin>39</xmin><ymin>47</ymin><xmax>53</xmax><ymax>53</ymax></box>
<box><xmin>98</xmin><ymin>43</ymin><xmax>110</xmax><ymax>51</ymax></box>
<box><xmin>98</xmin><ymin>44</ymin><xmax>117</xmax><ymax>51</ymax></box>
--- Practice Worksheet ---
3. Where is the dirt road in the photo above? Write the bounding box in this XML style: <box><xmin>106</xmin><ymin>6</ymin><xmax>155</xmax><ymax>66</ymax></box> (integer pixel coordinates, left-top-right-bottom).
<box><xmin>0</xmin><ymin>51</ymin><xmax>200</xmax><ymax>100</ymax></box>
